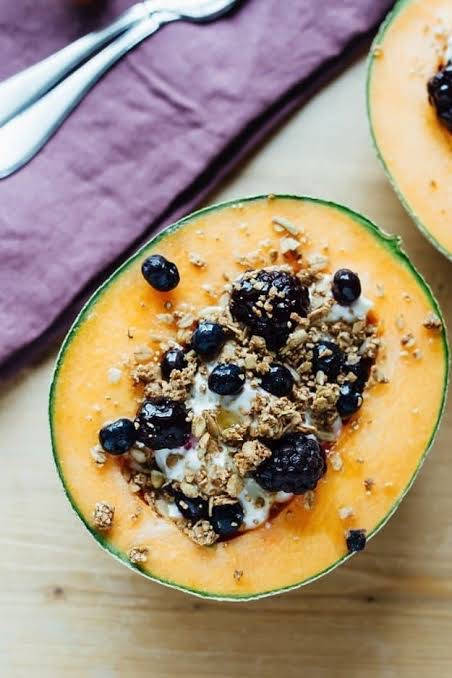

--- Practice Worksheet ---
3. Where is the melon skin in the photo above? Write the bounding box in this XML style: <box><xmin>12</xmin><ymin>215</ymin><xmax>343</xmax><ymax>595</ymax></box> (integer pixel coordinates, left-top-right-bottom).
<box><xmin>367</xmin><ymin>0</ymin><xmax>452</xmax><ymax>260</ymax></box>
<box><xmin>49</xmin><ymin>195</ymin><xmax>449</xmax><ymax>601</ymax></box>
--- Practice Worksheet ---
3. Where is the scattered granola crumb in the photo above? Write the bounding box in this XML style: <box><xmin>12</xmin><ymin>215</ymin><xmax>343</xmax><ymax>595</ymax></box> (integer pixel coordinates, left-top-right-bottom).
<box><xmin>90</xmin><ymin>445</ymin><xmax>107</xmax><ymax>466</ymax></box>
<box><xmin>280</xmin><ymin>236</ymin><xmax>300</xmax><ymax>254</ymax></box>
<box><xmin>303</xmin><ymin>490</ymin><xmax>315</xmax><ymax>511</ymax></box>
<box><xmin>375</xmin><ymin>283</ymin><xmax>385</xmax><ymax>298</ymax></box>
<box><xmin>329</xmin><ymin>451</ymin><xmax>343</xmax><ymax>471</ymax></box>
<box><xmin>107</xmin><ymin>367</ymin><xmax>122</xmax><ymax>384</ymax></box>
<box><xmin>128</xmin><ymin>545</ymin><xmax>149</xmax><ymax>564</ymax></box>
<box><xmin>402</xmin><ymin>292</ymin><xmax>412</xmax><ymax>302</ymax></box>
<box><xmin>233</xmin><ymin>569</ymin><xmax>243</xmax><ymax>582</ymax></box>
<box><xmin>412</xmin><ymin>407</ymin><xmax>420</xmax><ymax>415</ymax></box>
<box><xmin>188</xmin><ymin>252</ymin><xmax>206</xmax><ymax>268</ymax></box>
<box><xmin>133</xmin><ymin>345</ymin><xmax>153</xmax><ymax>363</ymax></box>
<box><xmin>185</xmin><ymin>520</ymin><xmax>219</xmax><ymax>546</ymax></box>
<box><xmin>272</xmin><ymin>216</ymin><xmax>300</xmax><ymax>236</ymax></box>
<box><xmin>413</xmin><ymin>348</ymin><xmax>423</xmax><ymax>360</ymax></box>
<box><xmin>93</xmin><ymin>501</ymin><xmax>114</xmax><ymax>530</ymax></box>
<box><xmin>338</xmin><ymin>506</ymin><xmax>354</xmax><ymax>520</ymax></box>
<box><xmin>364</xmin><ymin>478</ymin><xmax>375</xmax><ymax>493</ymax></box>
<box><xmin>423</xmin><ymin>312</ymin><xmax>442</xmax><ymax>330</ymax></box>
<box><xmin>373</xmin><ymin>45</ymin><xmax>383</xmax><ymax>58</ymax></box>
<box><xmin>235</xmin><ymin>440</ymin><xmax>272</xmax><ymax>476</ymax></box>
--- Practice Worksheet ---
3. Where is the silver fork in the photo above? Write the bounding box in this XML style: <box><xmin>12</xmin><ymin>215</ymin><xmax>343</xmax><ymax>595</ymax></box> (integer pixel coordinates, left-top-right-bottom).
<box><xmin>0</xmin><ymin>0</ymin><xmax>240</xmax><ymax>179</ymax></box>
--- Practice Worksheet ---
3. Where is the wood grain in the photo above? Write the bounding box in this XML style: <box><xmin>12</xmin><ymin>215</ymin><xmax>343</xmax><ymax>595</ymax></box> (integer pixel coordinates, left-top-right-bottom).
<box><xmin>1</xmin><ymin>58</ymin><xmax>451</xmax><ymax>678</ymax></box>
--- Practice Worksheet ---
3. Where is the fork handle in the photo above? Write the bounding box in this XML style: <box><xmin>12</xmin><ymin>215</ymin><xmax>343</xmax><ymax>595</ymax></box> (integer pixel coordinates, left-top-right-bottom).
<box><xmin>0</xmin><ymin>14</ymin><xmax>171</xmax><ymax>179</ymax></box>
<box><xmin>0</xmin><ymin>3</ymin><xmax>149</xmax><ymax>126</ymax></box>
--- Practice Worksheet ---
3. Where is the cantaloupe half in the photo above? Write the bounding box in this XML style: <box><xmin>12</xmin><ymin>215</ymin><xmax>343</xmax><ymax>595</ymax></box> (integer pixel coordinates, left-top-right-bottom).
<box><xmin>367</xmin><ymin>0</ymin><xmax>452</xmax><ymax>259</ymax></box>
<box><xmin>49</xmin><ymin>196</ymin><xmax>448</xmax><ymax>600</ymax></box>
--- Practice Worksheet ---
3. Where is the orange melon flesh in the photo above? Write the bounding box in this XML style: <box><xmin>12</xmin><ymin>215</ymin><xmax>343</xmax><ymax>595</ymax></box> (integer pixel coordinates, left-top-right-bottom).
<box><xmin>50</xmin><ymin>196</ymin><xmax>448</xmax><ymax>600</ymax></box>
<box><xmin>368</xmin><ymin>0</ymin><xmax>452</xmax><ymax>259</ymax></box>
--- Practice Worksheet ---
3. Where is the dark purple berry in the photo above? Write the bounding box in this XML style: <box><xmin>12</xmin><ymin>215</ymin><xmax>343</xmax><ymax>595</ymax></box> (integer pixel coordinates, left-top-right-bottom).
<box><xmin>337</xmin><ymin>383</ymin><xmax>363</xmax><ymax>419</ymax></box>
<box><xmin>428</xmin><ymin>62</ymin><xmax>452</xmax><ymax>132</ymax></box>
<box><xmin>99</xmin><ymin>418</ymin><xmax>136</xmax><ymax>455</ymax></box>
<box><xmin>260</xmin><ymin>363</ymin><xmax>294</xmax><ymax>397</ymax></box>
<box><xmin>141</xmin><ymin>254</ymin><xmax>179</xmax><ymax>292</ymax></box>
<box><xmin>210</xmin><ymin>502</ymin><xmax>244</xmax><ymax>537</ymax></box>
<box><xmin>135</xmin><ymin>398</ymin><xmax>190</xmax><ymax>450</ymax></box>
<box><xmin>173</xmin><ymin>491</ymin><xmax>208</xmax><ymax>523</ymax></box>
<box><xmin>230</xmin><ymin>269</ymin><xmax>309</xmax><ymax>351</ymax></box>
<box><xmin>346</xmin><ymin>529</ymin><xmax>367</xmax><ymax>553</ymax></box>
<box><xmin>254</xmin><ymin>433</ymin><xmax>326</xmax><ymax>494</ymax></box>
<box><xmin>161</xmin><ymin>347</ymin><xmax>187</xmax><ymax>380</ymax></box>
<box><xmin>191</xmin><ymin>322</ymin><xmax>227</xmax><ymax>359</ymax></box>
<box><xmin>312</xmin><ymin>341</ymin><xmax>344</xmax><ymax>381</ymax></box>
<box><xmin>342</xmin><ymin>357</ymin><xmax>372</xmax><ymax>392</ymax></box>
<box><xmin>208</xmin><ymin>363</ymin><xmax>245</xmax><ymax>396</ymax></box>
<box><xmin>332</xmin><ymin>269</ymin><xmax>362</xmax><ymax>306</ymax></box>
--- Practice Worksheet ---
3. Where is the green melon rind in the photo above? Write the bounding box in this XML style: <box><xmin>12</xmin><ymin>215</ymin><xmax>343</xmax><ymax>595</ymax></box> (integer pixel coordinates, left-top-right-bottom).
<box><xmin>366</xmin><ymin>0</ymin><xmax>452</xmax><ymax>261</ymax></box>
<box><xmin>49</xmin><ymin>194</ymin><xmax>449</xmax><ymax>601</ymax></box>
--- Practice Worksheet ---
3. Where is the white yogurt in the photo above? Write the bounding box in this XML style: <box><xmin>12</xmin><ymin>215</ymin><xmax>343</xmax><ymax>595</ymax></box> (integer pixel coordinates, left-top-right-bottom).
<box><xmin>239</xmin><ymin>478</ymin><xmax>273</xmax><ymax>529</ymax></box>
<box><xmin>154</xmin><ymin>446</ymin><xmax>201</xmax><ymax>482</ymax></box>
<box><xmin>327</xmin><ymin>296</ymin><xmax>373</xmax><ymax>323</ymax></box>
<box><xmin>187</xmin><ymin>370</ymin><xmax>257</xmax><ymax>417</ymax></box>
<box><xmin>309</xmin><ymin>272</ymin><xmax>373</xmax><ymax>323</ymax></box>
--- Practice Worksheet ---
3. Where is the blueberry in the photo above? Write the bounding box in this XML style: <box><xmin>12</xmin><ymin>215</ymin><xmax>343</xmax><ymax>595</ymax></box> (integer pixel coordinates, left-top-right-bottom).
<box><xmin>191</xmin><ymin>322</ymin><xmax>227</xmax><ymax>359</ymax></box>
<box><xmin>336</xmin><ymin>383</ymin><xmax>363</xmax><ymax>419</ymax></box>
<box><xmin>141</xmin><ymin>254</ymin><xmax>179</xmax><ymax>292</ymax></box>
<box><xmin>173</xmin><ymin>491</ymin><xmax>208</xmax><ymax>523</ymax></box>
<box><xmin>332</xmin><ymin>269</ymin><xmax>362</xmax><ymax>306</ymax></box>
<box><xmin>99</xmin><ymin>418</ymin><xmax>137</xmax><ymax>455</ymax></box>
<box><xmin>161</xmin><ymin>347</ymin><xmax>187</xmax><ymax>380</ymax></box>
<box><xmin>342</xmin><ymin>357</ymin><xmax>372</xmax><ymax>392</ymax></box>
<box><xmin>210</xmin><ymin>502</ymin><xmax>244</xmax><ymax>538</ymax></box>
<box><xmin>312</xmin><ymin>341</ymin><xmax>344</xmax><ymax>381</ymax></box>
<box><xmin>428</xmin><ymin>62</ymin><xmax>452</xmax><ymax>132</ymax></box>
<box><xmin>260</xmin><ymin>363</ymin><xmax>294</xmax><ymax>397</ymax></box>
<box><xmin>208</xmin><ymin>363</ymin><xmax>245</xmax><ymax>396</ymax></box>
<box><xmin>254</xmin><ymin>433</ymin><xmax>326</xmax><ymax>494</ymax></box>
<box><xmin>230</xmin><ymin>269</ymin><xmax>309</xmax><ymax>351</ymax></box>
<box><xmin>135</xmin><ymin>398</ymin><xmax>190</xmax><ymax>449</ymax></box>
<box><xmin>346</xmin><ymin>529</ymin><xmax>367</xmax><ymax>553</ymax></box>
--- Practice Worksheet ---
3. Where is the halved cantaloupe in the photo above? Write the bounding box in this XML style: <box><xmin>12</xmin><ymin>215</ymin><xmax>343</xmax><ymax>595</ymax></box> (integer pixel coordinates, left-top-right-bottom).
<box><xmin>367</xmin><ymin>0</ymin><xmax>452</xmax><ymax>259</ymax></box>
<box><xmin>49</xmin><ymin>195</ymin><xmax>448</xmax><ymax>600</ymax></box>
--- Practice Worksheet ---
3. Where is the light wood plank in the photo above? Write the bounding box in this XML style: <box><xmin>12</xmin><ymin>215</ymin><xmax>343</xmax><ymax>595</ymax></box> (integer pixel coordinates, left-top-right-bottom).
<box><xmin>1</xmin><ymin>58</ymin><xmax>451</xmax><ymax>678</ymax></box>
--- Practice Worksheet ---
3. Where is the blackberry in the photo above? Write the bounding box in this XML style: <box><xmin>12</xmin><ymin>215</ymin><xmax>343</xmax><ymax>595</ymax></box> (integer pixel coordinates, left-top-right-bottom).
<box><xmin>141</xmin><ymin>254</ymin><xmax>180</xmax><ymax>291</ymax></box>
<box><xmin>210</xmin><ymin>502</ymin><xmax>244</xmax><ymax>537</ymax></box>
<box><xmin>428</xmin><ymin>62</ymin><xmax>452</xmax><ymax>132</ymax></box>
<box><xmin>336</xmin><ymin>383</ymin><xmax>363</xmax><ymax>419</ymax></box>
<box><xmin>230</xmin><ymin>269</ymin><xmax>309</xmax><ymax>351</ymax></box>
<box><xmin>161</xmin><ymin>347</ymin><xmax>187</xmax><ymax>380</ymax></box>
<box><xmin>191</xmin><ymin>322</ymin><xmax>227</xmax><ymax>359</ymax></box>
<box><xmin>332</xmin><ymin>269</ymin><xmax>362</xmax><ymax>306</ymax></box>
<box><xmin>135</xmin><ymin>398</ymin><xmax>190</xmax><ymax>450</ymax></box>
<box><xmin>208</xmin><ymin>363</ymin><xmax>245</xmax><ymax>396</ymax></box>
<box><xmin>312</xmin><ymin>341</ymin><xmax>344</xmax><ymax>381</ymax></box>
<box><xmin>173</xmin><ymin>491</ymin><xmax>208</xmax><ymax>523</ymax></box>
<box><xmin>254</xmin><ymin>433</ymin><xmax>326</xmax><ymax>494</ymax></box>
<box><xmin>99</xmin><ymin>418</ymin><xmax>136</xmax><ymax>455</ymax></box>
<box><xmin>346</xmin><ymin>529</ymin><xmax>367</xmax><ymax>553</ymax></box>
<box><xmin>260</xmin><ymin>363</ymin><xmax>294</xmax><ymax>397</ymax></box>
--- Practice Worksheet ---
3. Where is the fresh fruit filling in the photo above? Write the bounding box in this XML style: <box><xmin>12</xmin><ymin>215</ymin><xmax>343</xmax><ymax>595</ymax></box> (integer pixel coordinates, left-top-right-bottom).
<box><xmin>428</xmin><ymin>35</ymin><xmax>452</xmax><ymax>132</ymax></box>
<box><xmin>95</xmin><ymin>243</ymin><xmax>384</xmax><ymax>548</ymax></box>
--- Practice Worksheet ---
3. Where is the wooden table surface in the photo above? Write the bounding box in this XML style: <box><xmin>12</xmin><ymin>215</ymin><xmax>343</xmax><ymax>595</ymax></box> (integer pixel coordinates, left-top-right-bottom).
<box><xmin>1</xmin><ymin>58</ymin><xmax>452</xmax><ymax>678</ymax></box>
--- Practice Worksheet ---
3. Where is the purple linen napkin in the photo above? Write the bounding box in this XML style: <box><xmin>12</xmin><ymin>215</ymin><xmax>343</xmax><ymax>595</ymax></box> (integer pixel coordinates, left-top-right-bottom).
<box><xmin>0</xmin><ymin>0</ymin><xmax>394</xmax><ymax>378</ymax></box>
